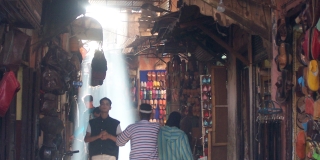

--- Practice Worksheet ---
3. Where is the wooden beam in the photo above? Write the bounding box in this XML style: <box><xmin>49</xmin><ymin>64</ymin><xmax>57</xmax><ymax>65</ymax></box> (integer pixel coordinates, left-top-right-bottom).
<box><xmin>178</xmin><ymin>16</ymin><xmax>213</xmax><ymax>28</ymax></box>
<box><xmin>196</xmin><ymin>24</ymin><xmax>250</xmax><ymax>65</ymax></box>
<box><xmin>204</xmin><ymin>1</ymin><xmax>271</xmax><ymax>41</ymax></box>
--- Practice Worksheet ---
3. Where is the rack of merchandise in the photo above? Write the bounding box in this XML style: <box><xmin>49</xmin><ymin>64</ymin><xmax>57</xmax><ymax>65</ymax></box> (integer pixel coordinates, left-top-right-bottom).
<box><xmin>130</xmin><ymin>77</ymin><xmax>137</xmax><ymax>107</ymax></box>
<box><xmin>140</xmin><ymin>70</ymin><xmax>167</xmax><ymax>125</ymax></box>
<box><xmin>200</xmin><ymin>74</ymin><xmax>212</xmax><ymax>157</ymax></box>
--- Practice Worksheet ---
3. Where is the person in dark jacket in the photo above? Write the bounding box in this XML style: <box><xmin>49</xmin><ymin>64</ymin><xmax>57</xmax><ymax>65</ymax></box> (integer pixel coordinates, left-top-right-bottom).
<box><xmin>84</xmin><ymin>97</ymin><xmax>122</xmax><ymax>160</ymax></box>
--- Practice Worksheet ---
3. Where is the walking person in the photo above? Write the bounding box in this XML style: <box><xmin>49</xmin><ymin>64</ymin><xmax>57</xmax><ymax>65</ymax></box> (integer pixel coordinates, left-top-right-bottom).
<box><xmin>71</xmin><ymin>95</ymin><xmax>96</xmax><ymax>160</ymax></box>
<box><xmin>84</xmin><ymin>97</ymin><xmax>122</xmax><ymax>160</ymax></box>
<box><xmin>180</xmin><ymin>105</ymin><xmax>199</xmax><ymax>150</ymax></box>
<box><xmin>83</xmin><ymin>95</ymin><xmax>96</xmax><ymax>121</ymax></box>
<box><xmin>92</xmin><ymin>107</ymin><xmax>100</xmax><ymax>118</ymax></box>
<box><xmin>105</xmin><ymin>103</ymin><xmax>160</xmax><ymax>160</ymax></box>
<box><xmin>158</xmin><ymin>111</ymin><xmax>193</xmax><ymax>160</ymax></box>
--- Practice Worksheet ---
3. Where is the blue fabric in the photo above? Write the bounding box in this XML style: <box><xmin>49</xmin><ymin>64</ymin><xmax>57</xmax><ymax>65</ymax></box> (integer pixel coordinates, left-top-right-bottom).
<box><xmin>158</xmin><ymin>126</ymin><xmax>193</xmax><ymax>160</ymax></box>
<box><xmin>298</xmin><ymin>76</ymin><xmax>305</xmax><ymax>87</ymax></box>
<box><xmin>302</xmin><ymin>122</ymin><xmax>308</xmax><ymax>131</ymax></box>
<box><xmin>155</xmin><ymin>107</ymin><xmax>160</xmax><ymax>119</ymax></box>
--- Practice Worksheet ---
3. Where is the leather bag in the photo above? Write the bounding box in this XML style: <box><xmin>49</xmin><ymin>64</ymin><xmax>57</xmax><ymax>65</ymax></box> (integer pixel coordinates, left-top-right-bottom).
<box><xmin>91</xmin><ymin>50</ymin><xmax>107</xmax><ymax>86</ymax></box>
<box><xmin>42</xmin><ymin>67</ymin><xmax>65</xmax><ymax>95</ymax></box>
<box><xmin>0</xmin><ymin>71</ymin><xmax>20</xmax><ymax>117</ymax></box>
<box><xmin>0</xmin><ymin>29</ymin><xmax>29</xmax><ymax>66</ymax></box>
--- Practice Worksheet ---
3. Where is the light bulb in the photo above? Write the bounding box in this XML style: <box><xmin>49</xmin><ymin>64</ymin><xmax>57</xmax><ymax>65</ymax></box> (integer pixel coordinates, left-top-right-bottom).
<box><xmin>217</xmin><ymin>0</ymin><xmax>225</xmax><ymax>12</ymax></box>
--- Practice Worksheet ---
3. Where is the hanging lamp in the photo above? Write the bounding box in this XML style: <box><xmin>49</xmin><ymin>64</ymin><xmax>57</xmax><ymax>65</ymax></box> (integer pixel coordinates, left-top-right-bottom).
<box><xmin>217</xmin><ymin>0</ymin><xmax>225</xmax><ymax>12</ymax></box>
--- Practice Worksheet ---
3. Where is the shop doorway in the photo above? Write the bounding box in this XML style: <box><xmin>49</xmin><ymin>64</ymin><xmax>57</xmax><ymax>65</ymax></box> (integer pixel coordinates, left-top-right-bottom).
<box><xmin>210</xmin><ymin>66</ymin><xmax>228</xmax><ymax>159</ymax></box>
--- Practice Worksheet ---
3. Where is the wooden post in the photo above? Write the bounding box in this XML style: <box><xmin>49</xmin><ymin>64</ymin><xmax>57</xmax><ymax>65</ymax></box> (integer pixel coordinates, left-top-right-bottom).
<box><xmin>227</xmin><ymin>49</ymin><xmax>238</xmax><ymax>160</ymax></box>
<box><xmin>248</xmin><ymin>34</ymin><xmax>254</xmax><ymax>160</ymax></box>
<box><xmin>208</xmin><ymin>128</ymin><xmax>213</xmax><ymax>160</ymax></box>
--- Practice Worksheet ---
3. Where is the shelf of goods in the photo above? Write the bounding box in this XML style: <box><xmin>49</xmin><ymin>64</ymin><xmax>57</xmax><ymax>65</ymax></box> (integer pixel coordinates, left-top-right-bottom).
<box><xmin>140</xmin><ymin>70</ymin><xmax>167</xmax><ymax>126</ymax></box>
<box><xmin>200</xmin><ymin>74</ymin><xmax>212</xmax><ymax>157</ymax></box>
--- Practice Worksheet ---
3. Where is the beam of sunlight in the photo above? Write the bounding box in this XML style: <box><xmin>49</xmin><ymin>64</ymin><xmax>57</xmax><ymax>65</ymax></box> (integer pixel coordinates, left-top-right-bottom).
<box><xmin>71</xmin><ymin>5</ymin><xmax>137</xmax><ymax>160</ymax></box>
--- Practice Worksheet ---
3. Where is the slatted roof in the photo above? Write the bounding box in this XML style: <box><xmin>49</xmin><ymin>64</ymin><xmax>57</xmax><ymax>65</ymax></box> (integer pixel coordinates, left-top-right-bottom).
<box><xmin>89</xmin><ymin>0</ymin><xmax>162</xmax><ymax>8</ymax></box>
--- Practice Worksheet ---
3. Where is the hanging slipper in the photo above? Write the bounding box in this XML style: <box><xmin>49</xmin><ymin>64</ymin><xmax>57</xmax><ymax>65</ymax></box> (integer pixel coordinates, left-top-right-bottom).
<box><xmin>296</xmin><ymin>33</ymin><xmax>309</xmax><ymax>66</ymax></box>
<box><xmin>275</xmin><ymin>43</ymin><xmax>292</xmax><ymax>72</ymax></box>
<box><xmin>140</xmin><ymin>90</ymin><xmax>143</xmax><ymax>100</ymax></box>
<box><xmin>275</xmin><ymin>18</ymin><xmax>293</xmax><ymax>46</ymax></box>
<box><xmin>153</xmin><ymin>80</ymin><xmax>156</xmax><ymax>89</ymax></box>
<box><xmin>275</xmin><ymin>74</ymin><xmax>286</xmax><ymax>103</ymax></box>
<box><xmin>296</xmin><ymin>130</ymin><xmax>306</xmax><ymax>159</ymax></box>
<box><xmin>152</xmin><ymin>71</ymin><xmax>156</xmax><ymax>81</ymax></box>
<box><xmin>297</xmin><ymin>96</ymin><xmax>306</xmax><ymax>113</ymax></box>
<box><xmin>147</xmin><ymin>71</ymin><xmax>151</xmax><ymax>81</ymax></box>
<box><xmin>307</xmin><ymin>60</ymin><xmax>319</xmax><ymax>91</ymax></box>
<box><xmin>310</xmin><ymin>27</ymin><xmax>320</xmax><ymax>60</ymax></box>
<box><xmin>157</xmin><ymin>72</ymin><xmax>160</xmax><ymax>81</ymax></box>
<box><xmin>202</xmin><ymin>93</ymin><xmax>208</xmax><ymax>100</ymax></box>
<box><xmin>202</xmin><ymin>76</ymin><xmax>208</xmax><ymax>84</ymax></box>
<box><xmin>140</xmin><ymin>81</ymin><xmax>144</xmax><ymax>89</ymax></box>
<box><xmin>303</xmin><ymin>27</ymin><xmax>320</xmax><ymax>60</ymax></box>
<box><xmin>307</xmin><ymin>119</ymin><xmax>318</xmax><ymax>138</ymax></box>
<box><xmin>159</xmin><ymin>72</ymin><xmax>163</xmax><ymax>81</ymax></box>
<box><xmin>297</xmin><ymin>111</ymin><xmax>309</xmax><ymax>130</ymax></box>
<box><xmin>313</xmin><ymin>99</ymin><xmax>320</xmax><ymax>119</ymax></box>
<box><xmin>297</xmin><ymin>66</ymin><xmax>308</xmax><ymax>97</ymax></box>
<box><xmin>305</xmin><ymin>96</ymin><xmax>315</xmax><ymax>115</ymax></box>
<box><xmin>202</xmin><ymin>84</ymin><xmax>208</xmax><ymax>92</ymax></box>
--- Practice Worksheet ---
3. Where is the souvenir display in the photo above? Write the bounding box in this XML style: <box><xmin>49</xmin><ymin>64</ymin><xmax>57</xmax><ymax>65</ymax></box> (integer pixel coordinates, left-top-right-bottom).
<box><xmin>140</xmin><ymin>70</ymin><xmax>167</xmax><ymax>125</ymax></box>
<box><xmin>200</xmin><ymin>74</ymin><xmax>212</xmax><ymax>156</ymax></box>
<box><xmin>130</xmin><ymin>77</ymin><xmax>137</xmax><ymax>106</ymax></box>
<box><xmin>293</xmin><ymin>2</ymin><xmax>320</xmax><ymax>156</ymax></box>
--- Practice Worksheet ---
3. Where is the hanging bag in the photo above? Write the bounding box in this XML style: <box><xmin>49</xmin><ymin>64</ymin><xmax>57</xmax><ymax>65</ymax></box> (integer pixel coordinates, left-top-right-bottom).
<box><xmin>0</xmin><ymin>70</ymin><xmax>20</xmax><ymax>117</ymax></box>
<box><xmin>91</xmin><ymin>50</ymin><xmax>107</xmax><ymax>86</ymax></box>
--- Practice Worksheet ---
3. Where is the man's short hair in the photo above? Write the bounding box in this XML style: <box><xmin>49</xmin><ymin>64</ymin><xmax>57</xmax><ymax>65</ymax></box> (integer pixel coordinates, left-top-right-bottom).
<box><xmin>93</xmin><ymin>107</ymin><xmax>100</xmax><ymax>114</ymax></box>
<box><xmin>100</xmin><ymin>97</ymin><xmax>112</xmax><ymax>105</ymax></box>
<box><xmin>83</xmin><ymin>95</ymin><xmax>93</xmax><ymax>102</ymax></box>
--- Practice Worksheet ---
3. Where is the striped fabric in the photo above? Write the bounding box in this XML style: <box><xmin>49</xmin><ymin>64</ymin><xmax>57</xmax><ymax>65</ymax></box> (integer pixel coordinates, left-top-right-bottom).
<box><xmin>157</xmin><ymin>126</ymin><xmax>193</xmax><ymax>160</ymax></box>
<box><xmin>116</xmin><ymin>120</ymin><xmax>160</xmax><ymax>160</ymax></box>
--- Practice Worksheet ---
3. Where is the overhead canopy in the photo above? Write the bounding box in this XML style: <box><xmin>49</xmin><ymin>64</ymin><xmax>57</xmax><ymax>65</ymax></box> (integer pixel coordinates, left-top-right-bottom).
<box><xmin>70</xmin><ymin>16</ymin><xmax>103</xmax><ymax>41</ymax></box>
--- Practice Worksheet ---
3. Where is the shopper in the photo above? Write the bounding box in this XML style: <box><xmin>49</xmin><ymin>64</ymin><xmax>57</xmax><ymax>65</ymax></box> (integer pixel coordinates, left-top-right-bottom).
<box><xmin>83</xmin><ymin>95</ymin><xmax>95</xmax><ymax>120</ymax></box>
<box><xmin>72</xmin><ymin>95</ymin><xmax>96</xmax><ymax>160</ymax></box>
<box><xmin>84</xmin><ymin>97</ymin><xmax>122</xmax><ymax>160</ymax></box>
<box><xmin>158</xmin><ymin>111</ymin><xmax>193</xmax><ymax>160</ymax></box>
<box><xmin>180</xmin><ymin>105</ymin><xmax>199</xmax><ymax>150</ymax></box>
<box><xmin>92</xmin><ymin>107</ymin><xmax>100</xmax><ymax>118</ymax></box>
<box><xmin>106</xmin><ymin>103</ymin><xmax>160</xmax><ymax>159</ymax></box>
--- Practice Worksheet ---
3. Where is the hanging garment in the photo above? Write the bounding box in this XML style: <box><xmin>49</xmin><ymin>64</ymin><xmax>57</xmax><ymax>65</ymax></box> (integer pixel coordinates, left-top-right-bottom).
<box><xmin>0</xmin><ymin>71</ymin><xmax>20</xmax><ymax>117</ymax></box>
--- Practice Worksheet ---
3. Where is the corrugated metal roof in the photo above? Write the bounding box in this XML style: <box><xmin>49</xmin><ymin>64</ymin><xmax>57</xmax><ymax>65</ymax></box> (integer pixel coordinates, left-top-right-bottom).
<box><xmin>122</xmin><ymin>37</ymin><xmax>136</xmax><ymax>54</ymax></box>
<box><xmin>126</xmin><ymin>36</ymin><xmax>152</xmax><ymax>47</ymax></box>
<box><xmin>193</xmin><ymin>46</ymin><xmax>215</xmax><ymax>62</ymax></box>
<box><xmin>89</xmin><ymin>0</ymin><xmax>161</xmax><ymax>8</ymax></box>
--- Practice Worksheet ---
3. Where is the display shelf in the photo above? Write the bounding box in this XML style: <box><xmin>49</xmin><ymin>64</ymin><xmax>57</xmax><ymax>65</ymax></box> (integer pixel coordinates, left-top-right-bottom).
<box><xmin>200</xmin><ymin>74</ymin><xmax>212</xmax><ymax>157</ymax></box>
<box><xmin>139</xmin><ymin>70</ymin><xmax>167</xmax><ymax>125</ymax></box>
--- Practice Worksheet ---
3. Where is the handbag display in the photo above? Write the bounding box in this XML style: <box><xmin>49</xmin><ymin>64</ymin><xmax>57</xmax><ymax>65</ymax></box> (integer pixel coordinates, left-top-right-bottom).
<box><xmin>0</xmin><ymin>71</ymin><xmax>20</xmax><ymax>117</ymax></box>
